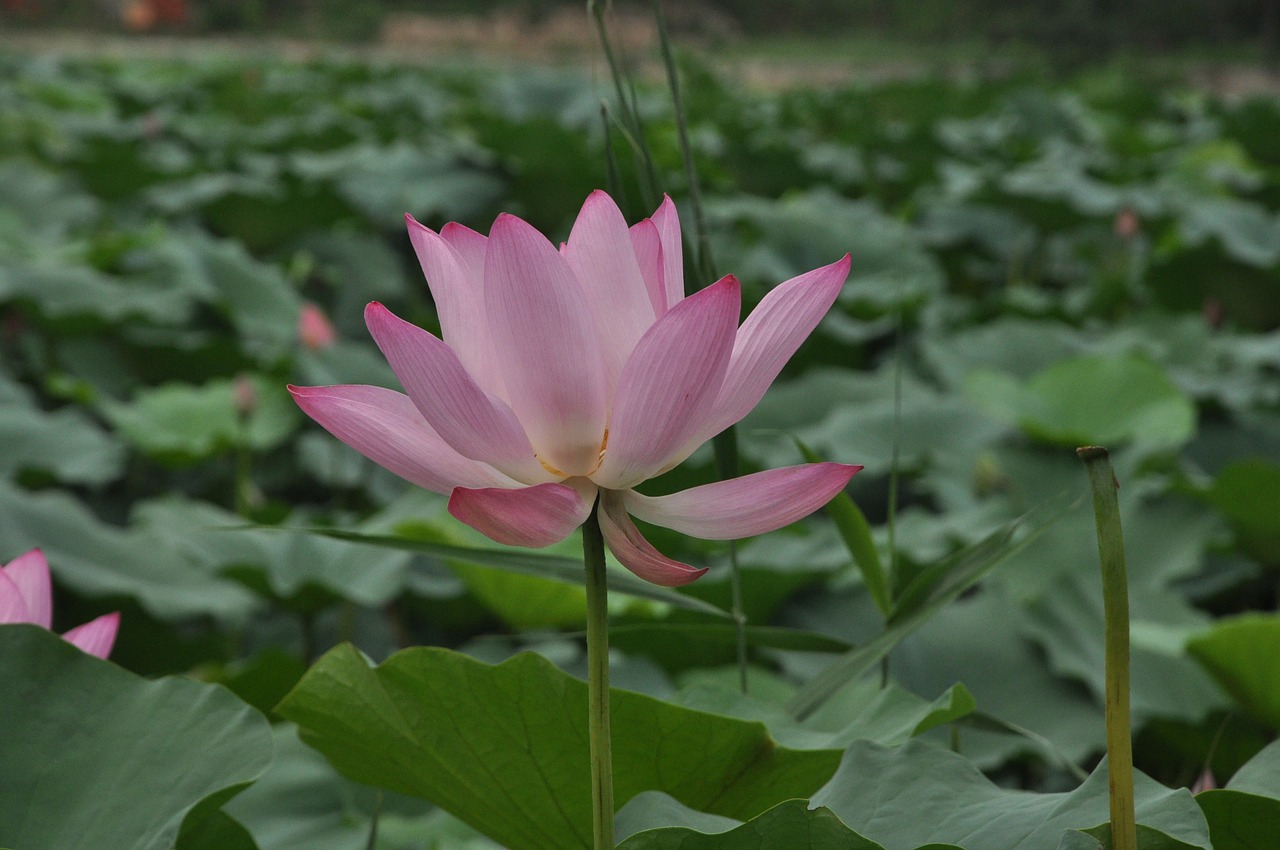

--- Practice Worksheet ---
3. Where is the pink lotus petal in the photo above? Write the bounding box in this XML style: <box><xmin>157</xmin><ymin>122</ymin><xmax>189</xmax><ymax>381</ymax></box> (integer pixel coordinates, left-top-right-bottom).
<box><xmin>406</xmin><ymin>215</ymin><xmax>504</xmax><ymax>396</ymax></box>
<box><xmin>629</xmin><ymin>218</ymin><xmax>667</xmax><ymax>315</ymax></box>
<box><xmin>0</xmin><ymin>564</ymin><xmax>31</xmax><ymax>624</ymax></box>
<box><xmin>289</xmin><ymin>384</ymin><xmax>519</xmax><ymax>493</ymax></box>
<box><xmin>650</xmin><ymin>195</ymin><xmax>685</xmax><ymax>312</ymax></box>
<box><xmin>564</xmin><ymin>190</ymin><xmax>656</xmax><ymax>390</ymax></box>
<box><xmin>62</xmin><ymin>611</ymin><xmax>119</xmax><ymax>659</ymax></box>
<box><xmin>598</xmin><ymin>491</ymin><xmax>707</xmax><ymax>586</ymax></box>
<box><xmin>449</xmin><ymin>482</ymin><xmax>595</xmax><ymax>548</ymax></box>
<box><xmin>439</xmin><ymin>221</ymin><xmax>487</xmax><ymax>287</ymax></box>
<box><xmin>625</xmin><ymin>462</ymin><xmax>863</xmax><ymax>540</ymax></box>
<box><xmin>364</xmin><ymin>303</ymin><xmax>545</xmax><ymax>484</ymax></box>
<box><xmin>4</xmin><ymin>549</ymin><xmax>51</xmax><ymax>628</ymax></box>
<box><xmin>702</xmin><ymin>255</ymin><xmax>850</xmax><ymax>441</ymax></box>
<box><xmin>593</xmin><ymin>275</ymin><xmax>740</xmax><ymax>490</ymax></box>
<box><xmin>485</xmin><ymin>213</ymin><xmax>608</xmax><ymax>476</ymax></box>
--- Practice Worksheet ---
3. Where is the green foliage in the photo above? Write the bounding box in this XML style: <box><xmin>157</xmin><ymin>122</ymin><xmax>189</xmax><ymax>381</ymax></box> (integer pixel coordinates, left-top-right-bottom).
<box><xmin>0</xmin><ymin>626</ymin><xmax>272</xmax><ymax>850</ymax></box>
<box><xmin>2</xmin><ymin>47</ymin><xmax>1279</xmax><ymax>848</ymax></box>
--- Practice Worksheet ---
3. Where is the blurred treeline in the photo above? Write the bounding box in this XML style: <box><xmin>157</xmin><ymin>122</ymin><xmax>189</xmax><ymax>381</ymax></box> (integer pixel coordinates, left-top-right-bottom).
<box><xmin>3</xmin><ymin>0</ymin><xmax>1278</xmax><ymax>55</ymax></box>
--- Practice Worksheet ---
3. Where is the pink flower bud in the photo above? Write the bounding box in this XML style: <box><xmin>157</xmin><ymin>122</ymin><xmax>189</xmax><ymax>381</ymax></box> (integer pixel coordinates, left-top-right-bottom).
<box><xmin>298</xmin><ymin>302</ymin><xmax>338</xmax><ymax>351</ymax></box>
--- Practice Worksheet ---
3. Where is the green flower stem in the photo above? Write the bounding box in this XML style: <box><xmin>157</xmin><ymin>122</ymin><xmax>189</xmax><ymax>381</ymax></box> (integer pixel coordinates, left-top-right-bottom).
<box><xmin>582</xmin><ymin>500</ymin><xmax>615</xmax><ymax>850</ymax></box>
<box><xmin>1077</xmin><ymin>446</ymin><xmax>1137</xmax><ymax>850</ymax></box>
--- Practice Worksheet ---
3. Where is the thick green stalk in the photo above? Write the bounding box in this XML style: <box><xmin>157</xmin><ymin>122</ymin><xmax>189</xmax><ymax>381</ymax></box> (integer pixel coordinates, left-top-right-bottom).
<box><xmin>1077</xmin><ymin>446</ymin><xmax>1137</xmax><ymax>850</ymax></box>
<box><xmin>582</xmin><ymin>501</ymin><xmax>615</xmax><ymax>850</ymax></box>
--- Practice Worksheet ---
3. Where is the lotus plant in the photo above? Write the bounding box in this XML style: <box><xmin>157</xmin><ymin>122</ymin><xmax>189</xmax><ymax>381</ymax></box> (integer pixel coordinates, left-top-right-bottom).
<box><xmin>290</xmin><ymin>190</ymin><xmax>860</xmax><ymax>584</ymax></box>
<box><xmin>0</xmin><ymin>549</ymin><xmax>119</xmax><ymax>658</ymax></box>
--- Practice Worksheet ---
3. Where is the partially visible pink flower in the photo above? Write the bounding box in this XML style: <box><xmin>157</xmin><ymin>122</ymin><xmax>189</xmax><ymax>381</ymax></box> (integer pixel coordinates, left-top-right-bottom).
<box><xmin>290</xmin><ymin>191</ymin><xmax>861</xmax><ymax>586</ymax></box>
<box><xmin>0</xmin><ymin>549</ymin><xmax>119</xmax><ymax>658</ymax></box>
<box><xmin>298</xmin><ymin>302</ymin><xmax>338</xmax><ymax>350</ymax></box>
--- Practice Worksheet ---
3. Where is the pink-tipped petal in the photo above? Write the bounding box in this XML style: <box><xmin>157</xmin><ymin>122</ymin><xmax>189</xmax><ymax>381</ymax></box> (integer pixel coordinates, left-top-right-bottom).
<box><xmin>364</xmin><ymin>303</ymin><xmax>544</xmax><ymax>483</ymax></box>
<box><xmin>0</xmin><ymin>565</ymin><xmax>31</xmax><ymax>624</ymax></box>
<box><xmin>699</xmin><ymin>256</ymin><xmax>850</xmax><ymax>442</ymax></box>
<box><xmin>629</xmin><ymin>218</ymin><xmax>667</xmax><ymax>315</ymax></box>
<box><xmin>290</xmin><ymin>384</ymin><xmax>519</xmax><ymax>493</ymax></box>
<box><xmin>4</xmin><ymin>549</ymin><xmax>51</xmax><ymax>628</ymax></box>
<box><xmin>485</xmin><ymin>213</ymin><xmax>607</xmax><ymax>476</ymax></box>
<box><xmin>625</xmin><ymin>462</ymin><xmax>863</xmax><ymax>540</ymax></box>
<box><xmin>448</xmin><ymin>482</ymin><xmax>595</xmax><ymax>548</ymax></box>
<box><xmin>650</xmin><ymin>195</ymin><xmax>685</xmax><ymax>311</ymax></box>
<box><xmin>406</xmin><ymin>215</ymin><xmax>503</xmax><ymax>395</ymax></box>
<box><xmin>564</xmin><ymin>191</ymin><xmax>656</xmax><ymax>387</ymax></box>
<box><xmin>63</xmin><ymin>611</ymin><xmax>119</xmax><ymax>659</ymax></box>
<box><xmin>593</xmin><ymin>275</ymin><xmax>740</xmax><ymax>490</ymax></box>
<box><xmin>439</xmin><ymin>221</ymin><xmax>487</xmax><ymax>288</ymax></box>
<box><xmin>598</xmin><ymin>491</ymin><xmax>707</xmax><ymax>587</ymax></box>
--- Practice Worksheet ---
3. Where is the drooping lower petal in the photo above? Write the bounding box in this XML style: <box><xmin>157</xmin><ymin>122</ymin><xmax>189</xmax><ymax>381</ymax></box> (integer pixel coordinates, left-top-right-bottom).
<box><xmin>364</xmin><ymin>303</ymin><xmax>545</xmax><ymax>484</ymax></box>
<box><xmin>3</xmin><ymin>549</ymin><xmax>51</xmax><ymax>628</ymax></box>
<box><xmin>593</xmin><ymin>275</ymin><xmax>740</xmax><ymax>490</ymax></box>
<box><xmin>598</xmin><ymin>490</ymin><xmax>707</xmax><ymax>587</ymax></box>
<box><xmin>698</xmin><ymin>255</ymin><xmax>850</xmax><ymax>444</ymax></box>
<box><xmin>485</xmin><ymin>213</ymin><xmax>608</xmax><ymax>476</ymax></box>
<box><xmin>62</xmin><ymin>611</ymin><xmax>119</xmax><ymax>659</ymax></box>
<box><xmin>624</xmin><ymin>462</ymin><xmax>863</xmax><ymax>540</ymax></box>
<box><xmin>449</xmin><ymin>481</ymin><xmax>595</xmax><ymax>548</ymax></box>
<box><xmin>289</xmin><ymin>384</ymin><xmax>519</xmax><ymax>494</ymax></box>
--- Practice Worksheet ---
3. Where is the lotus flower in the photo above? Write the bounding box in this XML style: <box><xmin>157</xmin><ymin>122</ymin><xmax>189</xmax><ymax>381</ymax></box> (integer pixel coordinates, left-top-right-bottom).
<box><xmin>290</xmin><ymin>191</ymin><xmax>860</xmax><ymax>585</ymax></box>
<box><xmin>0</xmin><ymin>549</ymin><xmax>119</xmax><ymax>657</ymax></box>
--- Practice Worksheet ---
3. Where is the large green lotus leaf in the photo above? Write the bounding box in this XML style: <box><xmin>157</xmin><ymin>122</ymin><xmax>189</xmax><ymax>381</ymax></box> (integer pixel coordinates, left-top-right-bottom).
<box><xmin>744</xmin><ymin>366</ymin><xmax>1006</xmax><ymax>477</ymax></box>
<box><xmin>966</xmin><ymin>354</ymin><xmax>1196</xmax><ymax>448</ymax></box>
<box><xmin>226</xmin><ymin>724</ymin><xmax>446</xmax><ymax>850</ymax></box>
<box><xmin>176</xmin><ymin>810</ymin><xmax>260</xmax><ymax>850</ymax></box>
<box><xmin>1195</xmin><ymin>740</ymin><xmax>1280</xmax><ymax>850</ymax></box>
<box><xmin>276</xmin><ymin>645</ymin><xmax>842</xmax><ymax>850</ymax></box>
<box><xmin>919</xmin><ymin>316</ymin><xmax>1085</xmax><ymax>389</ymax></box>
<box><xmin>0</xmin><ymin>257</ymin><xmax>196</xmax><ymax>323</ymax></box>
<box><xmin>289</xmin><ymin>141</ymin><xmax>505</xmax><ymax>230</ymax></box>
<box><xmin>0</xmin><ymin>626</ymin><xmax>273</xmax><ymax>850</ymax></box>
<box><xmin>0</xmin><ymin>162</ymin><xmax>100</xmax><ymax>249</ymax></box>
<box><xmin>0</xmin><ymin>481</ymin><xmax>259</xmax><ymax>622</ymax></box>
<box><xmin>132</xmin><ymin>497</ymin><xmax>412</xmax><ymax>609</ymax></box>
<box><xmin>609</xmin><ymin>623</ymin><xmax>851</xmax><ymax>674</ymax></box>
<box><xmin>617</xmin><ymin>798</ymin><xmax>892</xmax><ymax>849</ymax></box>
<box><xmin>1204</xmin><ymin>460</ymin><xmax>1280</xmax><ymax>564</ymax></box>
<box><xmin>103</xmin><ymin>376</ymin><xmax>299</xmax><ymax>465</ymax></box>
<box><xmin>676</xmin><ymin>678</ymin><xmax>973</xmax><ymax>751</ymax></box>
<box><xmin>1058</xmin><ymin>823</ymin><xmax>1205</xmax><ymax>850</ymax></box>
<box><xmin>187</xmin><ymin>233</ymin><xmax>303</xmax><ymax>359</ymax></box>
<box><xmin>705</xmin><ymin>190</ymin><xmax>944</xmax><ymax>314</ymax></box>
<box><xmin>888</xmin><ymin>591</ymin><xmax>1103</xmax><ymax>768</ymax></box>
<box><xmin>1187</xmin><ymin>614</ymin><xmax>1280</xmax><ymax>730</ymax></box>
<box><xmin>1177</xmin><ymin>197</ymin><xmax>1280</xmax><ymax>268</ymax></box>
<box><xmin>812</xmin><ymin>740</ymin><xmax>1211</xmax><ymax>850</ymax></box>
<box><xmin>1021</xmin><ymin>570</ymin><xmax>1227</xmax><ymax>724</ymax></box>
<box><xmin>0</xmin><ymin>375</ymin><xmax>124</xmax><ymax>485</ymax></box>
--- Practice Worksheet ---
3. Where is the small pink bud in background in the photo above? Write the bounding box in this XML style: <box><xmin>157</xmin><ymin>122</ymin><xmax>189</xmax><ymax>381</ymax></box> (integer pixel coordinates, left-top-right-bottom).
<box><xmin>0</xmin><ymin>549</ymin><xmax>119</xmax><ymax>658</ymax></box>
<box><xmin>1191</xmin><ymin>767</ymin><xmax>1217</xmax><ymax>794</ymax></box>
<box><xmin>1114</xmin><ymin>206</ymin><xmax>1140</xmax><ymax>240</ymax></box>
<box><xmin>298</xmin><ymin>302</ymin><xmax>337</xmax><ymax>350</ymax></box>
<box><xmin>232</xmin><ymin>373</ymin><xmax>258</xmax><ymax>418</ymax></box>
<box><xmin>1203</xmin><ymin>297</ymin><xmax>1224</xmax><ymax>330</ymax></box>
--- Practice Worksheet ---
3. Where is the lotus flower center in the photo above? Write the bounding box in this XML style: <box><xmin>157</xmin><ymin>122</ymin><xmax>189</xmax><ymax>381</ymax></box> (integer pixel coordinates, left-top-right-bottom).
<box><xmin>535</xmin><ymin>428</ymin><xmax>609</xmax><ymax>479</ymax></box>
